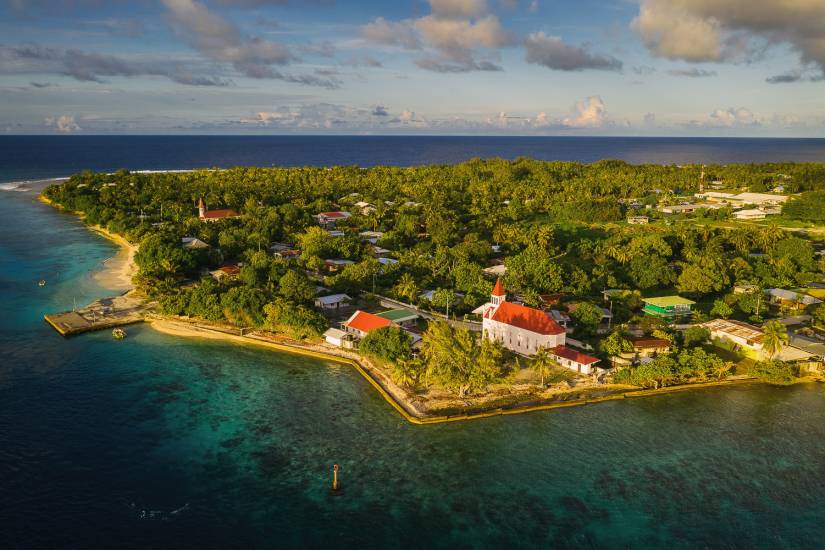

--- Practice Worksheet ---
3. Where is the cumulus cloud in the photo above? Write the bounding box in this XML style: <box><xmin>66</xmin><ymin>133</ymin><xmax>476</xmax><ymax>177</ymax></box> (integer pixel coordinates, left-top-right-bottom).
<box><xmin>372</xmin><ymin>105</ymin><xmax>389</xmax><ymax>116</ymax></box>
<box><xmin>524</xmin><ymin>32</ymin><xmax>622</xmax><ymax>71</ymax></box>
<box><xmin>632</xmin><ymin>0</ymin><xmax>825</xmax><ymax>77</ymax></box>
<box><xmin>361</xmin><ymin>17</ymin><xmax>422</xmax><ymax>49</ymax></box>
<box><xmin>667</xmin><ymin>68</ymin><xmax>717</xmax><ymax>77</ymax></box>
<box><xmin>562</xmin><ymin>96</ymin><xmax>608</xmax><ymax>128</ymax></box>
<box><xmin>45</xmin><ymin>115</ymin><xmax>80</xmax><ymax>133</ymax></box>
<box><xmin>160</xmin><ymin>0</ymin><xmax>294</xmax><ymax>79</ymax></box>
<box><xmin>708</xmin><ymin>106</ymin><xmax>758</xmax><ymax>127</ymax></box>
<box><xmin>428</xmin><ymin>0</ymin><xmax>488</xmax><ymax>19</ymax></box>
<box><xmin>361</xmin><ymin>1</ymin><xmax>511</xmax><ymax>72</ymax></box>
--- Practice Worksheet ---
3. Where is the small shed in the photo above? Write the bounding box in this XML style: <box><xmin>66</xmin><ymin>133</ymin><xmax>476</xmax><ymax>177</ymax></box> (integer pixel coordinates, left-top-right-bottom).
<box><xmin>315</xmin><ymin>293</ymin><xmax>352</xmax><ymax>310</ymax></box>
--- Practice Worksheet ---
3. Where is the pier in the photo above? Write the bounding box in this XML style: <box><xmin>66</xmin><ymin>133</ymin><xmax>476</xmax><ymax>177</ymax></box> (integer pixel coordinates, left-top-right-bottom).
<box><xmin>45</xmin><ymin>294</ymin><xmax>151</xmax><ymax>336</ymax></box>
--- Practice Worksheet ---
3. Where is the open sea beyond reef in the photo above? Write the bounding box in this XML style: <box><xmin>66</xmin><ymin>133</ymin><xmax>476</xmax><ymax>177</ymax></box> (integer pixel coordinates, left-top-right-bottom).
<box><xmin>4</xmin><ymin>136</ymin><xmax>825</xmax><ymax>549</ymax></box>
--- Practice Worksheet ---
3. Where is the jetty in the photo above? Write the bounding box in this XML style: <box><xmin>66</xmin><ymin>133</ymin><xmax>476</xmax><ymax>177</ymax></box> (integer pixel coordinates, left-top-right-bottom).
<box><xmin>45</xmin><ymin>294</ymin><xmax>151</xmax><ymax>336</ymax></box>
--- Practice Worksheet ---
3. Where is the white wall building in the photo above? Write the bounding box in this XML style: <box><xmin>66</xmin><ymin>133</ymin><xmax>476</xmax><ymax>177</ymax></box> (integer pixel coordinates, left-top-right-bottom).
<box><xmin>474</xmin><ymin>280</ymin><xmax>601</xmax><ymax>374</ymax></box>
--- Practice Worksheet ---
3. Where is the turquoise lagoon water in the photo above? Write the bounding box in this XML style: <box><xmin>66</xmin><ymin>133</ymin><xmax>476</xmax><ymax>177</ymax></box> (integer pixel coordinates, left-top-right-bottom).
<box><xmin>4</xmin><ymin>187</ymin><xmax>825</xmax><ymax>548</ymax></box>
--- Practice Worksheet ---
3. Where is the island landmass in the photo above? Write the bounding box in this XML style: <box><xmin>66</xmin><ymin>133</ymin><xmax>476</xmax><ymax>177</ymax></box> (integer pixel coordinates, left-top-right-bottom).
<box><xmin>39</xmin><ymin>160</ymin><xmax>825</xmax><ymax>422</ymax></box>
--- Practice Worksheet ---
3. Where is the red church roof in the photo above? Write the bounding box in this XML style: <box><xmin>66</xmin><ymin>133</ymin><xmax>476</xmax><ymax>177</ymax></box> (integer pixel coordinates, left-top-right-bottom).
<box><xmin>488</xmin><ymin>301</ymin><xmax>565</xmax><ymax>335</ymax></box>
<box><xmin>491</xmin><ymin>278</ymin><xmax>505</xmax><ymax>297</ymax></box>
<box><xmin>201</xmin><ymin>208</ymin><xmax>238</xmax><ymax>219</ymax></box>
<box><xmin>551</xmin><ymin>346</ymin><xmax>600</xmax><ymax>365</ymax></box>
<box><xmin>345</xmin><ymin>310</ymin><xmax>392</xmax><ymax>333</ymax></box>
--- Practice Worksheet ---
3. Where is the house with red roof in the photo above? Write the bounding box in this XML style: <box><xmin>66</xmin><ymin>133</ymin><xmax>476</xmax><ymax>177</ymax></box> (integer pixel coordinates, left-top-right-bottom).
<box><xmin>474</xmin><ymin>280</ymin><xmax>601</xmax><ymax>374</ymax></box>
<box><xmin>198</xmin><ymin>198</ymin><xmax>239</xmax><ymax>222</ymax></box>
<box><xmin>342</xmin><ymin>310</ymin><xmax>392</xmax><ymax>339</ymax></box>
<box><xmin>316</xmin><ymin>211</ymin><xmax>352</xmax><ymax>229</ymax></box>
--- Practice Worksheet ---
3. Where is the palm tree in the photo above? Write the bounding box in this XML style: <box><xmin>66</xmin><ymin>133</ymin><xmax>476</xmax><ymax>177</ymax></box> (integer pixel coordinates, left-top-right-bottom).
<box><xmin>729</xmin><ymin>230</ymin><xmax>752</xmax><ymax>254</ymax></box>
<box><xmin>393</xmin><ymin>273</ymin><xmax>419</xmax><ymax>303</ymax></box>
<box><xmin>532</xmin><ymin>347</ymin><xmax>558</xmax><ymax>387</ymax></box>
<box><xmin>756</xmin><ymin>224</ymin><xmax>784</xmax><ymax>253</ymax></box>
<box><xmin>390</xmin><ymin>357</ymin><xmax>420</xmax><ymax>388</ymax></box>
<box><xmin>762</xmin><ymin>320</ymin><xmax>789</xmax><ymax>359</ymax></box>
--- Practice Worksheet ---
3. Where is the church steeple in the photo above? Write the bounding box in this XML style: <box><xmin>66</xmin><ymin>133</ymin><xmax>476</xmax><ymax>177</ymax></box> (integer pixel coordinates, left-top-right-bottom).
<box><xmin>198</xmin><ymin>197</ymin><xmax>206</xmax><ymax>218</ymax></box>
<box><xmin>491</xmin><ymin>278</ymin><xmax>506</xmax><ymax>307</ymax></box>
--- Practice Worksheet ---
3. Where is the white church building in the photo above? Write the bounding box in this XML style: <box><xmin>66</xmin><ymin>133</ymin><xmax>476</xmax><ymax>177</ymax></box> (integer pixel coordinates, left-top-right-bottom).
<box><xmin>474</xmin><ymin>280</ymin><xmax>601</xmax><ymax>375</ymax></box>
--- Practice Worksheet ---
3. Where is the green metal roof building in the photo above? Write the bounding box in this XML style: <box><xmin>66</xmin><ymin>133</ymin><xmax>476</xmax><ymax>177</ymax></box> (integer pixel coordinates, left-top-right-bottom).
<box><xmin>375</xmin><ymin>309</ymin><xmax>419</xmax><ymax>325</ymax></box>
<box><xmin>642</xmin><ymin>296</ymin><xmax>695</xmax><ymax>320</ymax></box>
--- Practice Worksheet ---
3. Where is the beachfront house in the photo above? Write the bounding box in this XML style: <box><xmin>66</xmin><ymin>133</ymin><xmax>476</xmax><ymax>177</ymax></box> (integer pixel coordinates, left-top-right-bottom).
<box><xmin>323</xmin><ymin>328</ymin><xmax>356</xmax><ymax>349</ymax></box>
<box><xmin>642</xmin><ymin>296</ymin><xmax>695</xmax><ymax>321</ymax></box>
<box><xmin>474</xmin><ymin>280</ymin><xmax>600</xmax><ymax>374</ymax></box>
<box><xmin>630</xmin><ymin>337</ymin><xmax>671</xmax><ymax>358</ymax></box>
<box><xmin>315</xmin><ymin>293</ymin><xmax>352</xmax><ymax>310</ymax></box>
<box><xmin>342</xmin><ymin>310</ymin><xmax>391</xmax><ymax>339</ymax></box>
<box><xmin>316</xmin><ymin>211</ymin><xmax>351</xmax><ymax>229</ymax></box>
<box><xmin>198</xmin><ymin>198</ymin><xmax>239</xmax><ymax>222</ymax></box>
<box><xmin>702</xmin><ymin>319</ymin><xmax>764</xmax><ymax>355</ymax></box>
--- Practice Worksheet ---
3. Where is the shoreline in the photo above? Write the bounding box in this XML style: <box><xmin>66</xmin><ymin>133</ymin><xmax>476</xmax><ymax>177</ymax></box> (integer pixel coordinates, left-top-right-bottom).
<box><xmin>38</xmin><ymin>191</ymin><xmax>821</xmax><ymax>425</ymax></box>
<box><xmin>147</xmin><ymin>317</ymin><xmax>785</xmax><ymax>425</ymax></box>
<box><xmin>38</xmin><ymin>194</ymin><xmax>138</xmax><ymax>293</ymax></box>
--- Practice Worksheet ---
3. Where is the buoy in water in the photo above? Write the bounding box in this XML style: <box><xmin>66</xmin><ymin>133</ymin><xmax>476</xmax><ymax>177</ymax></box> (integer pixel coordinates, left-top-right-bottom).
<box><xmin>331</xmin><ymin>463</ymin><xmax>341</xmax><ymax>494</ymax></box>
<box><xmin>38</xmin><ymin>280</ymin><xmax>46</xmax><ymax>287</ymax></box>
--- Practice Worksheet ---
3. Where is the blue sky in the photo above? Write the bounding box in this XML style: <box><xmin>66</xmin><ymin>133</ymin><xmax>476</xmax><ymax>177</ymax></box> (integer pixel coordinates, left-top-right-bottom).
<box><xmin>1</xmin><ymin>0</ymin><xmax>823</xmax><ymax>135</ymax></box>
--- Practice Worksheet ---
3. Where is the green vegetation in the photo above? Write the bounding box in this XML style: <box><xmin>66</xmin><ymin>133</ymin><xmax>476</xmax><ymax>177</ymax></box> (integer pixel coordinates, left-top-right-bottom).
<box><xmin>359</xmin><ymin>326</ymin><xmax>413</xmax><ymax>366</ymax></box>
<box><xmin>783</xmin><ymin>191</ymin><xmax>825</xmax><ymax>223</ymax></box>
<box><xmin>42</xmin><ymin>160</ymin><xmax>825</xmax><ymax>398</ymax></box>
<box><xmin>613</xmin><ymin>347</ymin><xmax>732</xmax><ymax>388</ymax></box>
<box><xmin>420</xmin><ymin>321</ymin><xmax>516</xmax><ymax>397</ymax></box>
<box><xmin>748</xmin><ymin>360</ymin><xmax>797</xmax><ymax>385</ymax></box>
<box><xmin>762</xmin><ymin>320</ymin><xmax>789</xmax><ymax>359</ymax></box>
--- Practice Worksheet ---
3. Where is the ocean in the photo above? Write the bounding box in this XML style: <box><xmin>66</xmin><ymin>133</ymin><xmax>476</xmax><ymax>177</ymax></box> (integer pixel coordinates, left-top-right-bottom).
<box><xmin>3</xmin><ymin>136</ymin><xmax>825</xmax><ymax>548</ymax></box>
<box><xmin>3</xmin><ymin>136</ymin><xmax>825</xmax><ymax>183</ymax></box>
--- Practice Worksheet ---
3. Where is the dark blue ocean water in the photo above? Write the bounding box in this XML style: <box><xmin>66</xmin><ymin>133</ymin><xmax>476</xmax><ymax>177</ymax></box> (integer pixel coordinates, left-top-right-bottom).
<box><xmin>4</xmin><ymin>137</ymin><xmax>825</xmax><ymax>548</ymax></box>
<box><xmin>2</xmin><ymin>135</ymin><xmax>825</xmax><ymax>183</ymax></box>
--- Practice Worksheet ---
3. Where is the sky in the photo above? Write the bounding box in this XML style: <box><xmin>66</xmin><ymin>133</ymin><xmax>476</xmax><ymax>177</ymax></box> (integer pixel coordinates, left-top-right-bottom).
<box><xmin>1</xmin><ymin>0</ymin><xmax>824</xmax><ymax>136</ymax></box>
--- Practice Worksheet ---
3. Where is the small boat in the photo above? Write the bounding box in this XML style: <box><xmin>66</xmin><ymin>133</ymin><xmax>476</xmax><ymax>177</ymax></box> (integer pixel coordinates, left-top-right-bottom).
<box><xmin>38</xmin><ymin>280</ymin><xmax>46</xmax><ymax>287</ymax></box>
<box><xmin>112</xmin><ymin>328</ymin><xmax>126</xmax><ymax>340</ymax></box>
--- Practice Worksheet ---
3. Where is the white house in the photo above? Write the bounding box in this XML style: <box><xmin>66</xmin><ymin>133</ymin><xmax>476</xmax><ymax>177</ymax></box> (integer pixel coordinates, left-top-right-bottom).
<box><xmin>474</xmin><ymin>280</ymin><xmax>601</xmax><ymax>374</ymax></box>
<box><xmin>733</xmin><ymin>209</ymin><xmax>767</xmax><ymax>220</ymax></box>
<box><xmin>315</xmin><ymin>293</ymin><xmax>352</xmax><ymax>310</ymax></box>
<box><xmin>702</xmin><ymin>319</ymin><xmax>764</xmax><ymax>354</ymax></box>
<box><xmin>729</xmin><ymin>192</ymin><xmax>788</xmax><ymax>207</ymax></box>
<box><xmin>323</xmin><ymin>328</ymin><xmax>356</xmax><ymax>349</ymax></box>
<box><xmin>766</xmin><ymin>288</ymin><xmax>823</xmax><ymax>308</ymax></box>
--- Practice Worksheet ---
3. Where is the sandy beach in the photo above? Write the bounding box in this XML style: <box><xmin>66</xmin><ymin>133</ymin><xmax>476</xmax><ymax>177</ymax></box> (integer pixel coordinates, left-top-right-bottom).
<box><xmin>89</xmin><ymin>225</ymin><xmax>138</xmax><ymax>292</ymax></box>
